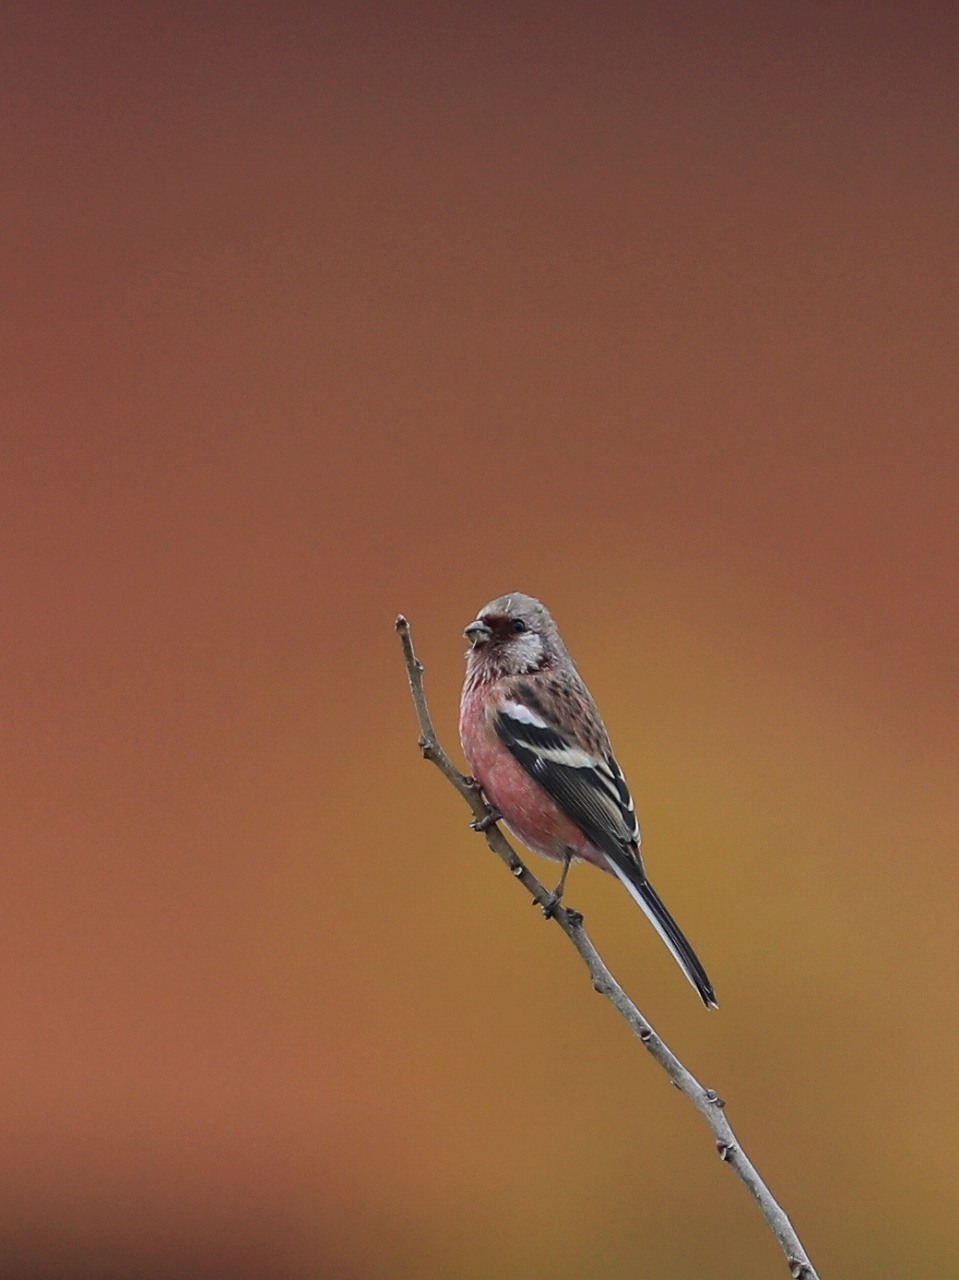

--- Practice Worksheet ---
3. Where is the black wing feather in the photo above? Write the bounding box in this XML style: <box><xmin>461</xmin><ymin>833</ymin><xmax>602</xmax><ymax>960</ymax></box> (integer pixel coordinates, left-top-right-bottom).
<box><xmin>493</xmin><ymin>704</ymin><xmax>716</xmax><ymax>1006</ymax></box>
<box><xmin>492</xmin><ymin>707</ymin><xmax>642</xmax><ymax>871</ymax></box>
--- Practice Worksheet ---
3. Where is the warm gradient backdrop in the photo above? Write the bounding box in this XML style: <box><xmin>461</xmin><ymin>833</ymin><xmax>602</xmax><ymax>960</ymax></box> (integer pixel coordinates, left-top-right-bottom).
<box><xmin>3</xmin><ymin>4</ymin><xmax>957</xmax><ymax>1278</ymax></box>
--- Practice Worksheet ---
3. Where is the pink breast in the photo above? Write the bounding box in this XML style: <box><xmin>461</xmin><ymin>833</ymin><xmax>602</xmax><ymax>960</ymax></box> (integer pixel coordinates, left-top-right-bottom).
<box><xmin>459</xmin><ymin>691</ymin><xmax>599</xmax><ymax>867</ymax></box>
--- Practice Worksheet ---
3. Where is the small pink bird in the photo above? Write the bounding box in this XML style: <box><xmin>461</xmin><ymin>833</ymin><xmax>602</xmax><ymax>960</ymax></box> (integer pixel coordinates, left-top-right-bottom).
<box><xmin>459</xmin><ymin>592</ymin><xmax>717</xmax><ymax>1008</ymax></box>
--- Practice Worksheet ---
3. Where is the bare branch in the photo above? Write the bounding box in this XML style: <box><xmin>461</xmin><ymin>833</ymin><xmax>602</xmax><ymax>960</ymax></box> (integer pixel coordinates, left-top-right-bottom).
<box><xmin>396</xmin><ymin>614</ymin><xmax>821</xmax><ymax>1280</ymax></box>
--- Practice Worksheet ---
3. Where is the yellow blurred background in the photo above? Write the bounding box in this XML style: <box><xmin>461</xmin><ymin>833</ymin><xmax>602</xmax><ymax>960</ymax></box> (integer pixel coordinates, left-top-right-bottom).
<box><xmin>3</xmin><ymin>4</ymin><xmax>956</xmax><ymax>1277</ymax></box>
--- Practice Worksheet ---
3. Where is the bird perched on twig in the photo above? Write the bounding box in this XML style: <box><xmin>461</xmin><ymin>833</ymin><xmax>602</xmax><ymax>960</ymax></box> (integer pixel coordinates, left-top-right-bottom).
<box><xmin>459</xmin><ymin>592</ymin><xmax>717</xmax><ymax>1008</ymax></box>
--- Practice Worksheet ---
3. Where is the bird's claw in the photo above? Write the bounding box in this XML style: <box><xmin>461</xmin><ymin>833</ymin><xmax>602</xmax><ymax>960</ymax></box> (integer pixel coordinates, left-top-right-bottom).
<box><xmin>470</xmin><ymin>808</ymin><xmax>501</xmax><ymax>832</ymax></box>
<box><xmin>540</xmin><ymin>890</ymin><xmax>562</xmax><ymax>919</ymax></box>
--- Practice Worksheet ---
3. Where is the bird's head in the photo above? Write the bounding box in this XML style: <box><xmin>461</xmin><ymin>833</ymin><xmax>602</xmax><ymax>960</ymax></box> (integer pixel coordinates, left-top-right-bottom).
<box><xmin>463</xmin><ymin>592</ymin><xmax>565</xmax><ymax>679</ymax></box>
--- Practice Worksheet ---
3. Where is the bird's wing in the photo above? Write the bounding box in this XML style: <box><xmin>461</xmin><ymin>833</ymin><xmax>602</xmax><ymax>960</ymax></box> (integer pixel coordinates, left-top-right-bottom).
<box><xmin>492</xmin><ymin>696</ymin><xmax>643</xmax><ymax>870</ymax></box>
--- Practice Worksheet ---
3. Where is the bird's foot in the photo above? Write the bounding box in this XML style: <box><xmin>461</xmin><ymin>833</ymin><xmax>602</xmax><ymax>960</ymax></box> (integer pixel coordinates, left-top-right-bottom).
<box><xmin>470</xmin><ymin>807</ymin><xmax>501</xmax><ymax>833</ymax></box>
<box><xmin>538</xmin><ymin>853</ymin><xmax>573</xmax><ymax>918</ymax></box>
<box><xmin>539</xmin><ymin>888</ymin><xmax>563</xmax><ymax>919</ymax></box>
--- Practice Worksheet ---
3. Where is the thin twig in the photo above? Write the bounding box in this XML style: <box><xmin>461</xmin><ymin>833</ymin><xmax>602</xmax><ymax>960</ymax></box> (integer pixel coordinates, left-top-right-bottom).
<box><xmin>396</xmin><ymin>614</ymin><xmax>820</xmax><ymax>1280</ymax></box>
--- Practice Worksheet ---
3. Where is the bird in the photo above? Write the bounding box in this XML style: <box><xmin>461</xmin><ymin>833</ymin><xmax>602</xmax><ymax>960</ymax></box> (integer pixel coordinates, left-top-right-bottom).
<box><xmin>458</xmin><ymin>592</ymin><xmax>717</xmax><ymax>1008</ymax></box>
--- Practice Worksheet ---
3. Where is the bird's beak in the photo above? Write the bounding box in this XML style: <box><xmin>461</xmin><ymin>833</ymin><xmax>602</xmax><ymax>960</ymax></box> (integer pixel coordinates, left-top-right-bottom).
<box><xmin>464</xmin><ymin>620</ymin><xmax>492</xmax><ymax>647</ymax></box>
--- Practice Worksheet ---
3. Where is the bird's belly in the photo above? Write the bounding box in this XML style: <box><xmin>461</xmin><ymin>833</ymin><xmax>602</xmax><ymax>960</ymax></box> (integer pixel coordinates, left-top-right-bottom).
<box><xmin>464</xmin><ymin>728</ymin><xmax>598</xmax><ymax>866</ymax></box>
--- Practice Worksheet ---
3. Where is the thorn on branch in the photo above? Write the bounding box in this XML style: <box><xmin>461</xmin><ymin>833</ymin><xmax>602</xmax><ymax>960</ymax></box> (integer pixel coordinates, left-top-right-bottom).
<box><xmin>717</xmin><ymin>1141</ymin><xmax>737</xmax><ymax>1161</ymax></box>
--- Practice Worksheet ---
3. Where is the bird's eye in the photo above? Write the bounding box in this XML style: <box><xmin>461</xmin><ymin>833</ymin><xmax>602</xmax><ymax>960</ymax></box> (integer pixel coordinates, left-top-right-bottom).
<box><xmin>510</xmin><ymin>618</ymin><xmax>528</xmax><ymax>634</ymax></box>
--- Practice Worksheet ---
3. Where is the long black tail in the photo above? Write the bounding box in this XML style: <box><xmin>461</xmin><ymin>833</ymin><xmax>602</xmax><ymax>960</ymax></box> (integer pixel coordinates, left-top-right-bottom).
<box><xmin>607</xmin><ymin>860</ymin><xmax>718</xmax><ymax>1007</ymax></box>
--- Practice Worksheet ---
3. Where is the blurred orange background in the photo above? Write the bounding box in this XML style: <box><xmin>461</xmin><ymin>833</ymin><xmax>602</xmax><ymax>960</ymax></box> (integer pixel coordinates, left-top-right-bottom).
<box><xmin>3</xmin><ymin>4</ymin><xmax>956</xmax><ymax>1277</ymax></box>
